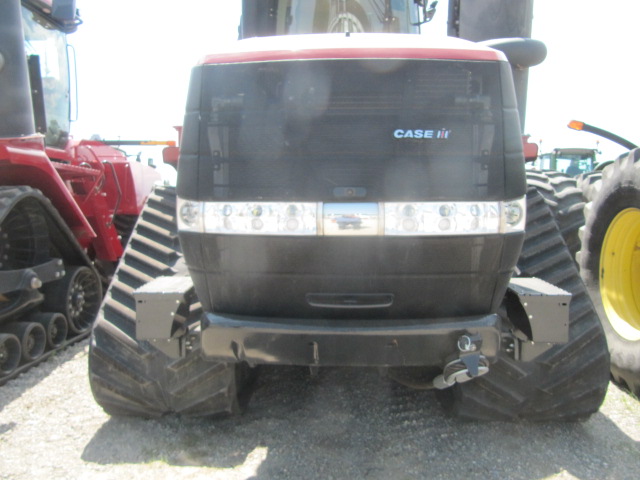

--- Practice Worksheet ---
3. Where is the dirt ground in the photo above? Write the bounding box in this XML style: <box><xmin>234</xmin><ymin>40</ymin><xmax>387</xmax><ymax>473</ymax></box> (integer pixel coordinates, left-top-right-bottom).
<box><xmin>0</xmin><ymin>340</ymin><xmax>639</xmax><ymax>480</ymax></box>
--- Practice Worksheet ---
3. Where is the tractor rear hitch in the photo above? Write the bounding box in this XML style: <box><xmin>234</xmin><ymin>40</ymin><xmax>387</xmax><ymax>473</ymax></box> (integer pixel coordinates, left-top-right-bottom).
<box><xmin>431</xmin><ymin>333</ymin><xmax>489</xmax><ymax>389</ymax></box>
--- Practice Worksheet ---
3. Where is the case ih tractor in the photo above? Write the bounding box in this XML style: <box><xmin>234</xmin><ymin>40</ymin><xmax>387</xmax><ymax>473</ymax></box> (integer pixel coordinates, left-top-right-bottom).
<box><xmin>89</xmin><ymin>0</ymin><xmax>611</xmax><ymax>420</ymax></box>
<box><xmin>0</xmin><ymin>0</ymin><xmax>161</xmax><ymax>382</ymax></box>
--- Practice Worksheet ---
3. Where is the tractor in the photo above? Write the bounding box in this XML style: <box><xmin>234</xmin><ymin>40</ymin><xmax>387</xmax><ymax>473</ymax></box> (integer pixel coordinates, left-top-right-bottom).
<box><xmin>0</xmin><ymin>0</ymin><xmax>163</xmax><ymax>382</ymax></box>
<box><xmin>89</xmin><ymin>0</ymin><xmax>610</xmax><ymax>420</ymax></box>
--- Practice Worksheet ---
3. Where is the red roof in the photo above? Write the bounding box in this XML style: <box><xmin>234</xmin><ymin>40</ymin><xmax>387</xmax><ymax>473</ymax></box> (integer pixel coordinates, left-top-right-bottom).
<box><xmin>199</xmin><ymin>33</ymin><xmax>506</xmax><ymax>65</ymax></box>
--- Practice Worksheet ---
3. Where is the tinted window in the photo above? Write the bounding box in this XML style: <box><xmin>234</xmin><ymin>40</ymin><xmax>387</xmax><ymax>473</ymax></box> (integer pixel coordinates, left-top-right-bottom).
<box><xmin>199</xmin><ymin>59</ymin><xmax>504</xmax><ymax>201</ymax></box>
<box><xmin>22</xmin><ymin>7</ymin><xmax>70</xmax><ymax>148</ymax></box>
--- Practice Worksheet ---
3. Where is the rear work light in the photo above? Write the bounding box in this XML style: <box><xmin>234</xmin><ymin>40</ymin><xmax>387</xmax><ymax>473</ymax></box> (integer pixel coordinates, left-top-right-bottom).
<box><xmin>178</xmin><ymin>201</ymin><xmax>318</xmax><ymax>235</ymax></box>
<box><xmin>177</xmin><ymin>198</ymin><xmax>526</xmax><ymax>236</ymax></box>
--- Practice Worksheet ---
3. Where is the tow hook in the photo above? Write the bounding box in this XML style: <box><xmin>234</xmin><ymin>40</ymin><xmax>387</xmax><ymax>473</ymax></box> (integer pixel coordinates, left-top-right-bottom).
<box><xmin>432</xmin><ymin>334</ymin><xmax>490</xmax><ymax>390</ymax></box>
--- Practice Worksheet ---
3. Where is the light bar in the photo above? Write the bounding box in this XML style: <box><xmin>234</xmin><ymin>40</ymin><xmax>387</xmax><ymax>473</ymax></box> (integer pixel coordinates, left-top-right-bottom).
<box><xmin>385</xmin><ymin>202</ymin><xmax>501</xmax><ymax>235</ymax></box>
<box><xmin>177</xmin><ymin>200</ymin><xmax>318</xmax><ymax>235</ymax></box>
<box><xmin>177</xmin><ymin>198</ymin><xmax>526</xmax><ymax>236</ymax></box>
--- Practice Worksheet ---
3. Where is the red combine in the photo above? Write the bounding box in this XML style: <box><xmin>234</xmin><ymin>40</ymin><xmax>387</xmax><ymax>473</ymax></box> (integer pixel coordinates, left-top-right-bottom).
<box><xmin>0</xmin><ymin>0</ymin><xmax>162</xmax><ymax>382</ymax></box>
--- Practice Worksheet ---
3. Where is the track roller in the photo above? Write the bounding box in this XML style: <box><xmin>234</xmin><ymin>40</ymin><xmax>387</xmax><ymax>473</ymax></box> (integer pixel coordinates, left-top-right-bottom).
<box><xmin>4</xmin><ymin>322</ymin><xmax>46</xmax><ymax>363</ymax></box>
<box><xmin>29</xmin><ymin>312</ymin><xmax>68</xmax><ymax>349</ymax></box>
<box><xmin>43</xmin><ymin>266</ymin><xmax>102</xmax><ymax>335</ymax></box>
<box><xmin>0</xmin><ymin>333</ymin><xmax>21</xmax><ymax>377</ymax></box>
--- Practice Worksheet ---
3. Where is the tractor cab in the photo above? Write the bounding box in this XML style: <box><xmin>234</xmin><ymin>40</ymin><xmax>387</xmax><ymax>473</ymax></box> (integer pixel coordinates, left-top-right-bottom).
<box><xmin>533</xmin><ymin>148</ymin><xmax>597</xmax><ymax>176</ymax></box>
<box><xmin>239</xmin><ymin>0</ymin><xmax>438</xmax><ymax>37</ymax></box>
<box><xmin>20</xmin><ymin>0</ymin><xmax>79</xmax><ymax>148</ymax></box>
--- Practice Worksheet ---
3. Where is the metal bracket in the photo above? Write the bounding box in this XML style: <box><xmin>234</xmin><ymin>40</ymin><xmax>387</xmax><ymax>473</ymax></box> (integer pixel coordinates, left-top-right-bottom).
<box><xmin>0</xmin><ymin>258</ymin><xmax>65</xmax><ymax>295</ymax></box>
<box><xmin>133</xmin><ymin>276</ymin><xmax>196</xmax><ymax>358</ymax></box>
<box><xmin>0</xmin><ymin>259</ymin><xmax>65</xmax><ymax>321</ymax></box>
<box><xmin>506</xmin><ymin>277</ymin><xmax>571</xmax><ymax>361</ymax></box>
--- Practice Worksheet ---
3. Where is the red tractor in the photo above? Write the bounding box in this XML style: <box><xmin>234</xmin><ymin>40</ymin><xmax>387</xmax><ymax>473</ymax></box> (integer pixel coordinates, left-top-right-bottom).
<box><xmin>0</xmin><ymin>0</ymin><xmax>162</xmax><ymax>382</ymax></box>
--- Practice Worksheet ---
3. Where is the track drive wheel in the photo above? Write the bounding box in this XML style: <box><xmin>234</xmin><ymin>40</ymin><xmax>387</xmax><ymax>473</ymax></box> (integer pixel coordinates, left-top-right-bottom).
<box><xmin>438</xmin><ymin>187</ymin><xmax>610</xmax><ymax>421</ymax></box>
<box><xmin>0</xmin><ymin>194</ymin><xmax>49</xmax><ymax>272</ymax></box>
<box><xmin>89</xmin><ymin>186</ymin><xmax>249</xmax><ymax>418</ymax></box>
<box><xmin>579</xmin><ymin>150</ymin><xmax>640</xmax><ymax>396</ymax></box>
<box><xmin>42</xmin><ymin>266</ymin><xmax>102</xmax><ymax>335</ymax></box>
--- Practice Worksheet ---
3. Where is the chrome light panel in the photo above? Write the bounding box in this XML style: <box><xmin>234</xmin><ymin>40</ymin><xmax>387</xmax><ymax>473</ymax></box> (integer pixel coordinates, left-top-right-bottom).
<box><xmin>177</xmin><ymin>197</ymin><xmax>526</xmax><ymax>236</ymax></box>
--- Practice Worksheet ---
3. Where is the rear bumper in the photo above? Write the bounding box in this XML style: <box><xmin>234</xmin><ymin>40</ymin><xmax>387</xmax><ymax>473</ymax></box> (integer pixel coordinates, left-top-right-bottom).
<box><xmin>200</xmin><ymin>312</ymin><xmax>502</xmax><ymax>367</ymax></box>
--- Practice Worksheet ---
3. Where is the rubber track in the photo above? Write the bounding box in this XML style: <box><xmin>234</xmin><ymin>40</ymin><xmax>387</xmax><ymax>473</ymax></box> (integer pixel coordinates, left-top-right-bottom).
<box><xmin>0</xmin><ymin>186</ymin><xmax>100</xmax><ymax>385</ymax></box>
<box><xmin>89</xmin><ymin>186</ymin><xmax>240</xmax><ymax>417</ymax></box>
<box><xmin>525</xmin><ymin>170</ymin><xmax>586</xmax><ymax>259</ymax></box>
<box><xmin>439</xmin><ymin>187</ymin><xmax>610</xmax><ymax>421</ymax></box>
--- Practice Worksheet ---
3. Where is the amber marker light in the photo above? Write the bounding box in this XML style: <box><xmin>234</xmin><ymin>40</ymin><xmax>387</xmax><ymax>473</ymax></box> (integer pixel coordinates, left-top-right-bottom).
<box><xmin>568</xmin><ymin>120</ymin><xmax>585</xmax><ymax>131</ymax></box>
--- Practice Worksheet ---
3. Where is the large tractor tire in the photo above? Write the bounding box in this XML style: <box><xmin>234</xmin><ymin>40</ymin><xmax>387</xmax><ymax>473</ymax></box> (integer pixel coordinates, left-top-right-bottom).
<box><xmin>578</xmin><ymin>150</ymin><xmax>640</xmax><ymax>396</ymax></box>
<box><xmin>576</xmin><ymin>171</ymin><xmax>604</xmax><ymax>203</ymax></box>
<box><xmin>89</xmin><ymin>187</ymin><xmax>248</xmax><ymax>417</ymax></box>
<box><xmin>438</xmin><ymin>187</ymin><xmax>610</xmax><ymax>421</ymax></box>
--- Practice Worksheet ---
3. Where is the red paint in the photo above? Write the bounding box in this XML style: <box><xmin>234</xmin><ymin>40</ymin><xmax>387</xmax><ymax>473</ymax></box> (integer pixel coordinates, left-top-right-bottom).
<box><xmin>202</xmin><ymin>46</ymin><xmax>503</xmax><ymax>65</ymax></box>
<box><xmin>201</xmin><ymin>34</ymin><xmax>506</xmax><ymax>65</ymax></box>
<box><xmin>0</xmin><ymin>135</ymin><xmax>160</xmax><ymax>262</ymax></box>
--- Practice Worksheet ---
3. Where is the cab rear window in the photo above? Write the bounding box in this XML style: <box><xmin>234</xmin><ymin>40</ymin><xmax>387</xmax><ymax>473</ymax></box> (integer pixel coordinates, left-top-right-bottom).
<box><xmin>198</xmin><ymin>59</ymin><xmax>505</xmax><ymax>201</ymax></box>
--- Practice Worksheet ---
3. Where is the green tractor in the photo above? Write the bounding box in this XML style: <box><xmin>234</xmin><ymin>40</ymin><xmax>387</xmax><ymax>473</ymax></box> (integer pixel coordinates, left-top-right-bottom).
<box><xmin>569</xmin><ymin>121</ymin><xmax>640</xmax><ymax>397</ymax></box>
<box><xmin>533</xmin><ymin>148</ymin><xmax>598</xmax><ymax>177</ymax></box>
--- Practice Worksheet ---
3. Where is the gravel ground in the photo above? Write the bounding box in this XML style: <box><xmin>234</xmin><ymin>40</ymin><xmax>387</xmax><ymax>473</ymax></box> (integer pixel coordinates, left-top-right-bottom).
<box><xmin>0</xmin><ymin>340</ymin><xmax>639</xmax><ymax>480</ymax></box>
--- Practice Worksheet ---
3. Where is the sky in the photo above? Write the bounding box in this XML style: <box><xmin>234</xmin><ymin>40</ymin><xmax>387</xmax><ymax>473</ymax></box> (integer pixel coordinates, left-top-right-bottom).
<box><xmin>68</xmin><ymin>0</ymin><xmax>639</xmax><ymax>163</ymax></box>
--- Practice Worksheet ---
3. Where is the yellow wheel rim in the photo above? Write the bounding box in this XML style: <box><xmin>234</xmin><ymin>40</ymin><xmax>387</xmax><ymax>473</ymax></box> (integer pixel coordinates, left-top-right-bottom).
<box><xmin>600</xmin><ymin>207</ymin><xmax>640</xmax><ymax>341</ymax></box>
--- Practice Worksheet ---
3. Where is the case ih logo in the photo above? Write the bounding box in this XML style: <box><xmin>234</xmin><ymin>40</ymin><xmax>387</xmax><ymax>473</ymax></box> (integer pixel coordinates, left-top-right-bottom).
<box><xmin>393</xmin><ymin>129</ymin><xmax>451</xmax><ymax>139</ymax></box>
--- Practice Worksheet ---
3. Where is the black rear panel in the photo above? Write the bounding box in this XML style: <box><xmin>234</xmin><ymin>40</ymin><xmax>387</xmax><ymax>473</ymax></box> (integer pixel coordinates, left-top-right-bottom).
<box><xmin>181</xmin><ymin>232</ymin><xmax>523</xmax><ymax>319</ymax></box>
